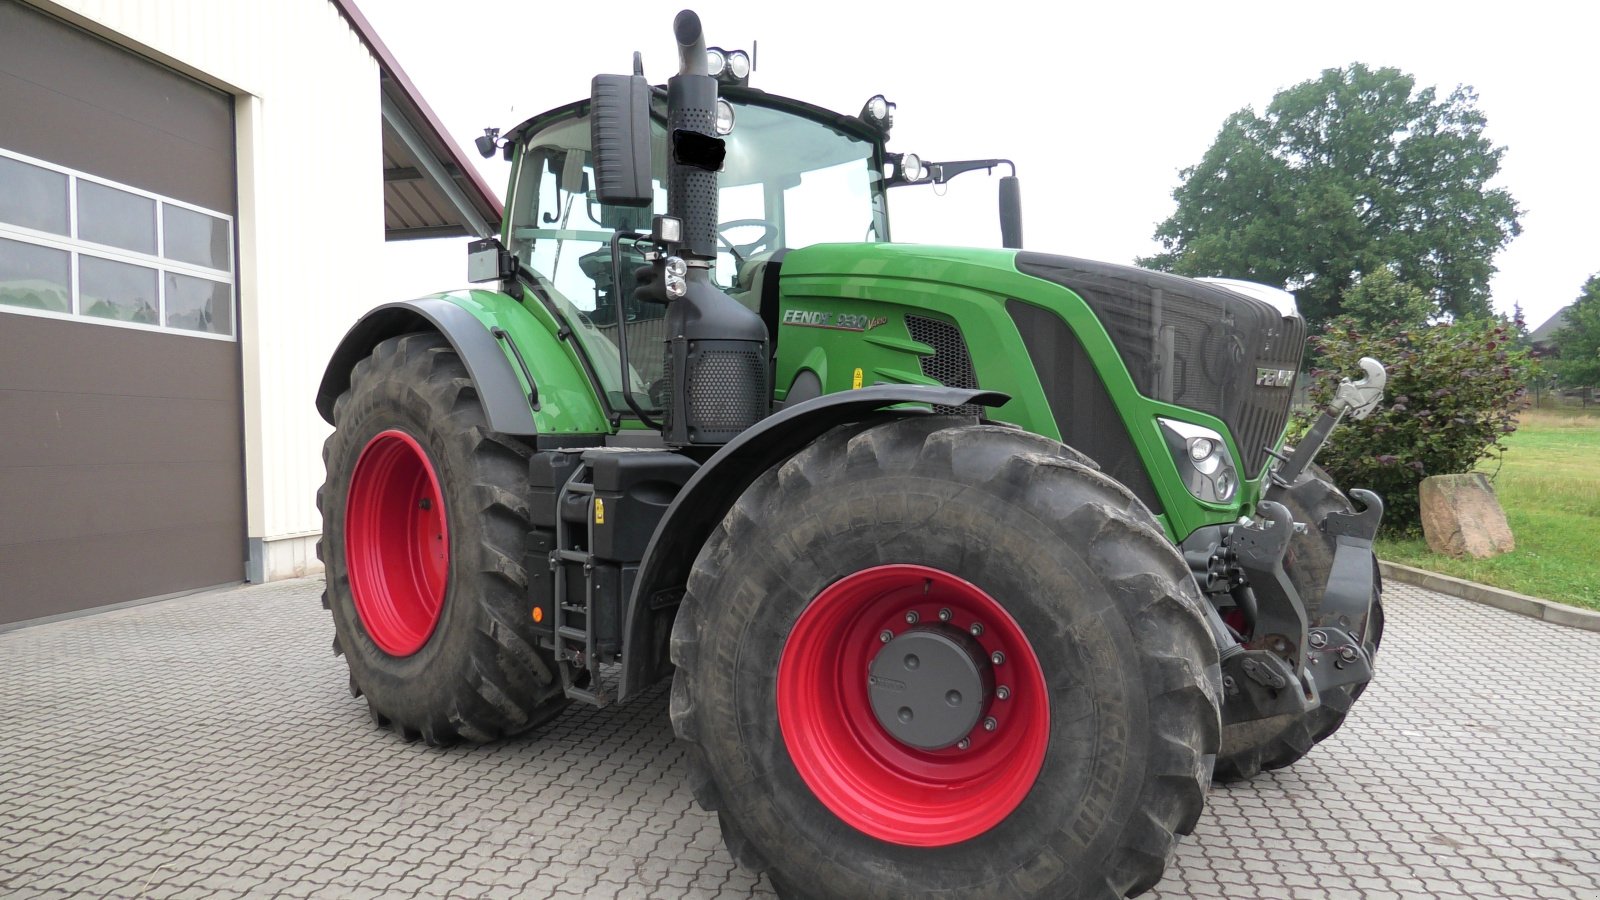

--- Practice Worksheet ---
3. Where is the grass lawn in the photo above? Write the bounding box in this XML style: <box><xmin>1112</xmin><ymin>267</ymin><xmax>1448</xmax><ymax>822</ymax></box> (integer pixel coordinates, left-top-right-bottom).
<box><xmin>1377</xmin><ymin>407</ymin><xmax>1600</xmax><ymax>610</ymax></box>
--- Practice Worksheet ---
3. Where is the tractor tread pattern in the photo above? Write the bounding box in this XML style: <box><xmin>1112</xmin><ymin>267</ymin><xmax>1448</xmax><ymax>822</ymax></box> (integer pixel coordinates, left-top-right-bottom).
<box><xmin>670</xmin><ymin>417</ymin><xmax>1220</xmax><ymax>899</ymax></box>
<box><xmin>319</xmin><ymin>332</ymin><xmax>564</xmax><ymax>748</ymax></box>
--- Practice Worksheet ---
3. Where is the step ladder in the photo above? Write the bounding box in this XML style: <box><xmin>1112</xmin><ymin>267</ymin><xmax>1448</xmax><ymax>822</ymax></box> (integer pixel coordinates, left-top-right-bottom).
<box><xmin>550</xmin><ymin>462</ymin><xmax>609</xmax><ymax>706</ymax></box>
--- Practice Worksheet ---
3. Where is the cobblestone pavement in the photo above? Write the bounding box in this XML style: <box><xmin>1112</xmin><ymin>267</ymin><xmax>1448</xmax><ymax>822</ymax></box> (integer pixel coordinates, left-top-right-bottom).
<box><xmin>2</xmin><ymin>578</ymin><xmax>1597</xmax><ymax>899</ymax></box>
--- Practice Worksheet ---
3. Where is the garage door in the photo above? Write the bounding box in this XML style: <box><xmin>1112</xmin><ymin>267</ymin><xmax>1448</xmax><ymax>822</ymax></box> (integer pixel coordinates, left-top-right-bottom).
<box><xmin>0</xmin><ymin>1</ymin><xmax>244</xmax><ymax>626</ymax></box>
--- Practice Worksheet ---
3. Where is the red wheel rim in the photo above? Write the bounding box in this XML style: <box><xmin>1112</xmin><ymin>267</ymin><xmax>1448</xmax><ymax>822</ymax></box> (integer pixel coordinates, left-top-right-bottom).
<box><xmin>345</xmin><ymin>429</ymin><xmax>449</xmax><ymax>656</ymax></box>
<box><xmin>777</xmin><ymin>564</ymin><xmax>1049</xmax><ymax>846</ymax></box>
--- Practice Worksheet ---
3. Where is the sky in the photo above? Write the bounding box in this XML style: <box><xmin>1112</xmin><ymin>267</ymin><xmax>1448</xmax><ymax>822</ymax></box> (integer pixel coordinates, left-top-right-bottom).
<box><xmin>366</xmin><ymin>0</ymin><xmax>1599</xmax><ymax>331</ymax></box>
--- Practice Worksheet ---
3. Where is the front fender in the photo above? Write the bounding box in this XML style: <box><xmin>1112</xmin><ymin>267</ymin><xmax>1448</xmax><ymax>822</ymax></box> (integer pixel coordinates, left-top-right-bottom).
<box><xmin>316</xmin><ymin>298</ymin><xmax>539</xmax><ymax>434</ymax></box>
<box><xmin>616</xmin><ymin>384</ymin><xmax>1010</xmax><ymax>701</ymax></box>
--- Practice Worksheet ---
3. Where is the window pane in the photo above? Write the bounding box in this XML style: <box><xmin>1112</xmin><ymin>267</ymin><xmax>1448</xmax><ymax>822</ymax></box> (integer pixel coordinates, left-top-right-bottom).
<box><xmin>78</xmin><ymin>181</ymin><xmax>156</xmax><ymax>255</ymax></box>
<box><xmin>80</xmin><ymin>255</ymin><xmax>157</xmax><ymax>324</ymax></box>
<box><xmin>164</xmin><ymin>272</ymin><xmax>232</xmax><ymax>335</ymax></box>
<box><xmin>163</xmin><ymin>204</ymin><xmax>230</xmax><ymax>270</ymax></box>
<box><xmin>0</xmin><ymin>156</ymin><xmax>69</xmax><ymax>235</ymax></box>
<box><xmin>0</xmin><ymin>237</ymin><xmax>70</xmax><ymax>313</ymax></box>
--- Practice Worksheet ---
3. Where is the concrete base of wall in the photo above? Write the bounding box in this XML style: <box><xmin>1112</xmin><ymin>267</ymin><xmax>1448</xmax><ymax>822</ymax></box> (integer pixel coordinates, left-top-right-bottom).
<box><xmin>247</xmin><ymin>534</ymin><xmax>324</xmax><ymax>583</ymax></box>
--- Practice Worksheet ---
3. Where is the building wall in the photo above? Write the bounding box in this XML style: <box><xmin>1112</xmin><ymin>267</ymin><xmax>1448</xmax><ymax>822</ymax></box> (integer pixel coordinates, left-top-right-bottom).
<box><xmin>37</xmin><ymin>0</ymin><xmax>387</xmax><ymax>579</ymax></box>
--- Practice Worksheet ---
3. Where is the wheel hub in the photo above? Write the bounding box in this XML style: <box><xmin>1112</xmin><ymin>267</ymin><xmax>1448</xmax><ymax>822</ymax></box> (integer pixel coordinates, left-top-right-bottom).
<box><xmin>869</xmin><ymin>627</ymin><xmax>991</xmax><ymax>750</ymax></box>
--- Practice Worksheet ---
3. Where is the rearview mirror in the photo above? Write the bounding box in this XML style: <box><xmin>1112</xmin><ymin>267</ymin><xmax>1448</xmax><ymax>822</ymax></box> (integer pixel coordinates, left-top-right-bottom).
<box><xmin>999</xmin><ymin>175</ymin><xmax>1023</xmax><ymax>250</ymax></box>
<box><xmin>590</xmin><ymin>74</ymin><xmax>653</xmax><ymax>207</ymax></box>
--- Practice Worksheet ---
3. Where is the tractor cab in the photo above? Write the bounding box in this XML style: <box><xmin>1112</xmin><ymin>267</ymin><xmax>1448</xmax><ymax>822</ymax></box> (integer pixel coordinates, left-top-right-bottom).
<box><xmin>495</xmin><ymin>89</ymin><xmax>890</xmax><ymax>418</ymax></box>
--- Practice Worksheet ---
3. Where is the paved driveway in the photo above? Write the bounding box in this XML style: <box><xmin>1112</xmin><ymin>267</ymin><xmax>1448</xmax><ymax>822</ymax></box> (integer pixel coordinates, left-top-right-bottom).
<box><xmin>1</xmin><ymin>579</ymin><xmax>1597</xmax><ymax>899</ymax></box>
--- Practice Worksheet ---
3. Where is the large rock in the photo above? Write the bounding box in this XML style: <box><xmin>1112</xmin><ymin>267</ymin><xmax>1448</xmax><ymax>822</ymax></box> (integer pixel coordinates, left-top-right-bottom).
<box><xmin>1420</xmin><ymin>473</ymin><xmax>1515</xmax><ymax>558</ymax></box>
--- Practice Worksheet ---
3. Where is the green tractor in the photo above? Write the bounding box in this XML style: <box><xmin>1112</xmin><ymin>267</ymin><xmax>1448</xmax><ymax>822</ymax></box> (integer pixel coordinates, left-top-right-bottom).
<box><xmin>316</xmin><ymin>11</ymin><xmax>1388</xmax><ymax>898</ymax></box>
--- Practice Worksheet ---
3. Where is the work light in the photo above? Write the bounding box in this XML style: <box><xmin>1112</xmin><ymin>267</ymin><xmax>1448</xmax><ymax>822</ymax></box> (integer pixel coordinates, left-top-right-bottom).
<box><xmin>1159</xmin><ymin>418</ymin><xmax>1238</xmax><ymax>503</ymax></box>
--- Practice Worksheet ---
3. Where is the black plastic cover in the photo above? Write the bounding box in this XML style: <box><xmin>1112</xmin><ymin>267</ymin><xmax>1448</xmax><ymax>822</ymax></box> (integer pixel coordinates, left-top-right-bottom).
<box><xmin>1015</xmin><ymin>253</ymin><xmax>1304</xmax><ymax>476</ymax></box>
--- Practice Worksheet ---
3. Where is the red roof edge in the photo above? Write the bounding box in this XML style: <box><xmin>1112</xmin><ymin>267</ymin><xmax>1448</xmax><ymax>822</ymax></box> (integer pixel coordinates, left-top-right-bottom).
<box><xmin>330</xmin><ymin>0</ymin><xmax>504</xmax><ymax>222</ymax></box>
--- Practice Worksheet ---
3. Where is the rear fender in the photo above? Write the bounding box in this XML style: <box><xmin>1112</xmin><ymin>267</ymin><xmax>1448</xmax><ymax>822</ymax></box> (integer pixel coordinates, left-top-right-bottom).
<box><xmin>616</xmin><ymin>384</ymin><xmax>1010</xmax><ymax>701</ymax></box>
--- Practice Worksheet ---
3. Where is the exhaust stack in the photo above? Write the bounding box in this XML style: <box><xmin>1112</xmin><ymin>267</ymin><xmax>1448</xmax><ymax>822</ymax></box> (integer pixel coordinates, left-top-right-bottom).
<box><xmin>659</xmin><ymin>10</ymin><xmax>770</xmax><ymax>446</ymax></box>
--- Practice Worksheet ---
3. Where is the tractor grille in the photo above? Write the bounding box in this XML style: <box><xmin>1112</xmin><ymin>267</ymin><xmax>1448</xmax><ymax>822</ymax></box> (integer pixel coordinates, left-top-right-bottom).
<box><xmin>905</xmin><ymin>315</ymin><xmax>982</xmax><ymax>416</ymax></box>
<box><xmin>1014</xmin><ymin>253</ymin><xmax>1303</xmax><ymax>477</ymax></box>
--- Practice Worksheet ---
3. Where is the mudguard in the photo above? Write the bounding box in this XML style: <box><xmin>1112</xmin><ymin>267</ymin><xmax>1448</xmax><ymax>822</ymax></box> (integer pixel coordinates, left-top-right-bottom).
<box><xmin>616</xmin><ymin>384</ymin><xmax>1010</xmax><ymax>701</ymax></box>
<box><xmin>315</xmin><ymin>298</ymin><xmax>538</xmax><ymax>435</ymax></box>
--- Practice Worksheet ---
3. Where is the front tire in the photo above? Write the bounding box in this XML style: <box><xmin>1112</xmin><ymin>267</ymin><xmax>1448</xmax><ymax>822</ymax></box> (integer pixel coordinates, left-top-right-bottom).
<box><xmin>318</xmin><ymin>332</ymin><xmax>566</xmax><ymax>745</ymax></box>
<box><xmin>670</xmin><ymin>417</ymin><xmax>1221</xmax><ymax>899</ymax></box>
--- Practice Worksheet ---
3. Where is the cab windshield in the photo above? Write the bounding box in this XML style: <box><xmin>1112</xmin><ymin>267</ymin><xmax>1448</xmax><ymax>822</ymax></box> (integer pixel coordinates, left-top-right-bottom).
<box><xmin>505</xmin><ymin>97</ymin><xmax>887</xmax><ymax>414</ymax></box>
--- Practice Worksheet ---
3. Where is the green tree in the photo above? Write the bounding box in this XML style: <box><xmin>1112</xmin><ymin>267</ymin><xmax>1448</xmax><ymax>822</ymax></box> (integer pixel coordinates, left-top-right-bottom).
<box><xmin>1339</xmin><ymin>268</ymin><xmax>1434</xmax><ymax>334</ymax></box>
<box><xmin>1141</xmin><ymin>63</ymin><xmax>1521</xmax><ymax>326</ymax></box>
<box><xmin>1553</xmin><ymin>274</ymin><xmax>1600</xmax><ymax>392</ymax></box>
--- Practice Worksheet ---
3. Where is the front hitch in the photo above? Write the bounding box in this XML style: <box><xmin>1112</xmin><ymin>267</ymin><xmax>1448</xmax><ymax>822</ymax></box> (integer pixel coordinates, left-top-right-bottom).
<box><xmin>1219</xmin><ymin>501</ymin><xmax>1316</xmax><ymax>723</ymax></box>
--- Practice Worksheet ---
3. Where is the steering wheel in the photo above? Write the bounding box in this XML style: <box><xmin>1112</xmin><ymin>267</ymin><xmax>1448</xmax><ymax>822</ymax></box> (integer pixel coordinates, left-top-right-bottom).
<box><xmin>716</xmin><ymin>219</ymin><xmax>779</xmax><ymax>269</ymax></box>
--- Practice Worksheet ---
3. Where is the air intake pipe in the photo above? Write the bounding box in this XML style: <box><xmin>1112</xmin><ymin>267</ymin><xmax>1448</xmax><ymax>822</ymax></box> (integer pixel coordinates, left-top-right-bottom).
<box><xmin>659</xmin><ymin>9</ymin><xmax>770</xmax><ymax>447</ymax></box>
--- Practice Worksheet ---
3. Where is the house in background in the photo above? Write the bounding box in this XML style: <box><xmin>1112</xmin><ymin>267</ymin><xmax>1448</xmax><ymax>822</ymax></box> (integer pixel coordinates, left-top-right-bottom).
<box><xmin>0</xmin><ymin>0</ymin><xmax>500</xmax><ymax>628</ymax></box>
<box><xmin>1529</xmin><ymin>305</ymin><xmax>1571</xmax><ymax>358</ymax></box>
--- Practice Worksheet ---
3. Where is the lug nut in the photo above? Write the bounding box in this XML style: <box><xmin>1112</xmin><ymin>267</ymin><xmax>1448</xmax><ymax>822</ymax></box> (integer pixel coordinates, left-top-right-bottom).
<box><xmin>1309</xmin><ymin>631</ymin><xmax>1327</xmax><ymax>649</ymax></box>
<box><xmin>996</xmin><ymin>685</ymin><xmax>1010</xmax><ymax>701</ymax></box>
<box><xmin>969</xmin><ymin>622</ymin><xmax>984</xmax><ymax>637</ymax></box>
<box><xmin>957</xmin><ymin>738</ymin><xmax>970</xmax><ymax>750</ymax></box>
<box><xmin>938</xmin><ymin>608</ymin><xmax>953</xmax><ymax>622</ymax></box>
<box><xmin>904</xmin><ymin>611</ymin><xmax>919</xmax><ymax>625</ymax></box>
<box><xmin>879</xmin><ymin>630</ymin><xmax>893</xmax><ymax>644</ymax></box>
<box><xmin>983</xmin><ymin>717</ymin><xmax>998</xmax><ymax>732</ymax></box>
<box><xmin>991</xmin><ymin>651</ymin><xmax>1005</xmax><ymax>666</ymax></box>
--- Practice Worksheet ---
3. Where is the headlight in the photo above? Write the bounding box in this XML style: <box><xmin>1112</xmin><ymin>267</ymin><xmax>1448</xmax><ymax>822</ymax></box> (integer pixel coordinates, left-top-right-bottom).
<box><xmin>900</xmin><ymin>153</ymin><xmax>926</xmax><ymax>182</ymax></box>
<box><xmin>727</xmin><ymin>50</ymin><xmax>751</xmax><ymax>80</ymax></box>
<box><xmin>706</xmin><ymin>48</ymin><xmax>727</xmax><ymax>77</ymax></box>
<box><xmin>1159</xmin><ymin>418</ymin><xmax>1238</xmax><ymax>504</ymax></box>
<box><xmin>865</xmin><ymin>94</ymin><xmax>889</xmax><ymax>120</ymax></box>
<box><xmin>714</xmin><ymin>98</ymin><xmax>736</xmax><ymax>135</ymax></box>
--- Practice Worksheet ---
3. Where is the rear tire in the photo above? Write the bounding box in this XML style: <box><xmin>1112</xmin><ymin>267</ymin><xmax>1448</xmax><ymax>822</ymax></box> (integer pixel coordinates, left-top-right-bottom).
<box><xmin>318</xmin><ymin>332</ymin><xmax>566</xmax><ymax>745</ymax></box>
<box><xmin>670</xmin><ymin>417</ymin><xmax>1221</xmax><ymax>898</ymax></box>
<box><xmin>1213</xmin><ymin>465</ymin><xmax>1384</xmax><ymax>782</ymax></box>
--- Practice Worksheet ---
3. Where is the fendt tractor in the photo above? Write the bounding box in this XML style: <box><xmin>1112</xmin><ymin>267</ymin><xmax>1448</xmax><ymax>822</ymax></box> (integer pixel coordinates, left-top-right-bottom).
<box><xmin>315</xmin><ymin>11</ymin><xmax>1389</xmax><ymax>898</ymax></box>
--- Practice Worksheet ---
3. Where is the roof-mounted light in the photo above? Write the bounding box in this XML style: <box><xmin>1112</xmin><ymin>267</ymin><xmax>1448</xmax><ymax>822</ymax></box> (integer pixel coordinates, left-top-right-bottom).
<box><xmin>860</xmin><ymin>94</ymin><xmax>896</xmax><ymax>133</ymax></box>
<box><xmin>706</xmin><ymin>46</ymin><xmax>751</xmax><ymax>86</ymax></box>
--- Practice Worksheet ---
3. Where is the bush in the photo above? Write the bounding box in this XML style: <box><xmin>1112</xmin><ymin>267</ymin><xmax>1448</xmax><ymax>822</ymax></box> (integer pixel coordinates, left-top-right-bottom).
<box><xmin>1296</xmin><ymin>317</ymin><xmax>1534</xmax><ymax>533</ymax></box>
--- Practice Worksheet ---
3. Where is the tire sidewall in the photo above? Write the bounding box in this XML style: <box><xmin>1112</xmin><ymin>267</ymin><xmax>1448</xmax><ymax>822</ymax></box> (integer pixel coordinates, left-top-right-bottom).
<box><xmin>698</xmin><ymin>470</ymin><xmax>1172</xmax><ymax>893</ymax></box>
<box><xmin>324</xmin><ymin>377</ymin><xmax>491</xmax><ymax>714</ymax></box>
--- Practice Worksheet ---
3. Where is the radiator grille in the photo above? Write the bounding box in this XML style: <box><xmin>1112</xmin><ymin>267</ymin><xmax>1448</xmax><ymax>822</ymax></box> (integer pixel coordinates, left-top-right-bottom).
<box><xmin>905</xmin><ymin>315</ymin><xmax>982</xmax><ymax>416</ymax></box>
<box><xmin>1014</xmin><ymin>254</ymin><xmax>1303</xmax><ymax>476</ymax></box>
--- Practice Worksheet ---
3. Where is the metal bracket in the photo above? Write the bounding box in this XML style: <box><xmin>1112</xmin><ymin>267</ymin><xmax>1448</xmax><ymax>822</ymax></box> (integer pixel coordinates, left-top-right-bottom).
<box><xmin>1225</xmin><ymin>501</ymin><xmax>1308</xmax><ymax>665</ymax></box>
<box><xmin>1317</xmin><ymin>489</ymin><xmax>1384</xmax><ymax>632</ymax></box>
<box><xmin>1305</xmin><ymin>626</ymin><xmax>1374</xmax><ymax>693</ymax></box>
<box><xmin>1221</xmin><ymin>649</ymin><xmax>1315</xmax><ymax>723</ymax></box>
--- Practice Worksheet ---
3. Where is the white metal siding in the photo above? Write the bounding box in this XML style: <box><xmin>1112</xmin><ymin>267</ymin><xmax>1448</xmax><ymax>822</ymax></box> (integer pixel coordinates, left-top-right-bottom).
<box><xmin>43</xmin><ymin>0</ymin><xmax>387</xmax><ymax>558</ymax></box>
